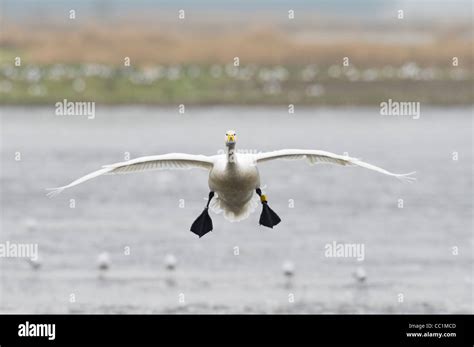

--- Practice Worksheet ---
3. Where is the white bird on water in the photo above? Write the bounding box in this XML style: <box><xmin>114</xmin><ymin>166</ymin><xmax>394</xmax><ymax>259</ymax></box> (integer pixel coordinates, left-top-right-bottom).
<box><xmin>97</xmin><ymin>252</ymin><xmax>111</xmax><ymax>271</ymax></box>
<box><xmin>47</xmin><ymin>130</ymin><xmax>415</xmax><ymax>237</ymax></box>
<box><xmin>164</xmin><ymin>254</ymin><xmax>177</xmax><ymax>271</ymax></box>
<box><xmin>24</xmin><ymin>218</ymin><xmax>38</xmax><ymax>232</ymax></box>
<box><xmin>353</xmin><ymin>266</ymin><xmax>367</xmax><ymax>284</ymax></box>
<box><xmin>282</xmin><ymin>261</ymin><xmax>295</xmax><ymax>278</ymax></box>
<box><xmin>27</xmin><ymin>257</ymin><xmax>41</xmax><ymax>270</ymax></box>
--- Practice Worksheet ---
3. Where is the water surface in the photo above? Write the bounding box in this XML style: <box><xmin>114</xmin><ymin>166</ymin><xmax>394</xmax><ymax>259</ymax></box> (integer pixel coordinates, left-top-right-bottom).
<box><xmin>0</xmin><ymin>106</ymin><xmax>472</xmax><ymax>313</ymax></box>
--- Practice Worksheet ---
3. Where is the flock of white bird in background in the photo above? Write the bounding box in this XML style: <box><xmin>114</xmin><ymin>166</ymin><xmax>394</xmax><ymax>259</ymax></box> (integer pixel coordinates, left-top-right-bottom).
<box><xmin>21</xmin><ymin>218</ymin><xmax>368</xmax><ymax>286</ymax></box>
<box><xmin>0</xmin><ymin>62</ymin><xmax>469</xmax><ymax>97</ymax></box>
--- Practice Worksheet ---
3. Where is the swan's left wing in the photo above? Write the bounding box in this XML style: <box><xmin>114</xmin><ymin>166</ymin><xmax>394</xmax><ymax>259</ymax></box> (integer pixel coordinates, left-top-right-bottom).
<box><xmin>46</xmin><ymin>153</ymin><xmax>214</xmax><ymax>197</ymax></box>
<box><xmin>102</xmin><ymin>153</ymin><xmax>213</xmax><ymax>173</ymax></box>
<box><xmin>255</xmin><ymin>149</ymin><xmax>416</xmax><ymax>182</ymax></box>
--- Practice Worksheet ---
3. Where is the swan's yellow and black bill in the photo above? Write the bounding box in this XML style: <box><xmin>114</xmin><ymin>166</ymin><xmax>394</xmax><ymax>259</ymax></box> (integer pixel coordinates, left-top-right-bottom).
<box><xmin>225</xmin><ymin>130</ymin><xmax>237</xmax><ymax>144</ymax></box>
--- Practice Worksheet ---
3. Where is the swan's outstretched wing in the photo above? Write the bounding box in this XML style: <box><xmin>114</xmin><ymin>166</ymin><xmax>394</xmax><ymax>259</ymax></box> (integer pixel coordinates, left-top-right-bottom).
<box><xmin>255</xmin><ymin>149</ymin><xmax>416</xmax><ymax>182</ymax></box>
<box><xmin>46</xmin><ymin>153</ymin><xmax>214</xmax><ymax>197</ymax></box>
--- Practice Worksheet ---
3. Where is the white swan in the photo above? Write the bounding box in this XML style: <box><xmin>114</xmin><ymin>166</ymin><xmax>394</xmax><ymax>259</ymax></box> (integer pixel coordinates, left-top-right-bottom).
<box><xmin>47</xmin><ymin>130</ymin><xmax>416</xmax><ymax>237</ymax></box>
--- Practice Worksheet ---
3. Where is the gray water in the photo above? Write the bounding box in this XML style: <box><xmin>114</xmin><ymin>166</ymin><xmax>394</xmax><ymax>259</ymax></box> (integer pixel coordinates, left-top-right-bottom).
<box><xmin>0</xmin><ymin>106</ymin><xmax>472</xmax><ymax>313</ymax></box>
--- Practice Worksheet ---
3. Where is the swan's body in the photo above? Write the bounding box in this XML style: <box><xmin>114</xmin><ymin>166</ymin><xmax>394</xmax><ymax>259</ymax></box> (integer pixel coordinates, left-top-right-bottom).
<box><xmin>209</xmin><ymin>153</ymin><xmax>260</xmax><ymax>221</ymax></box>
<box><xmin>47</xmin><ymin>130</ymin><xmax>415</xmax><ymax>235</ymax></box>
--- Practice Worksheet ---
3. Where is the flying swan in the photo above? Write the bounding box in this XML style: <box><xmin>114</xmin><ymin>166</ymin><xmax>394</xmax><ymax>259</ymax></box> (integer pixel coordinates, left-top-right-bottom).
<box><xmin>47</xmin><ymin>130</ymin><xmax>416</xmax><ymax>237</ymax></box>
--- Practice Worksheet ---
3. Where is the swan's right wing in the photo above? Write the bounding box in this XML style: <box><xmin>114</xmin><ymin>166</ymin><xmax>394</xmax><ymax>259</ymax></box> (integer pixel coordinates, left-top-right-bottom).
<box><xmin>46</xmin><ymin>153</ymin><xmax>214</xmax><ymax>197</ymax></box>
<box><xmin>256</xmin><ymin>149</ymin><xmax>416</xmax><ymax>182</ymax></box>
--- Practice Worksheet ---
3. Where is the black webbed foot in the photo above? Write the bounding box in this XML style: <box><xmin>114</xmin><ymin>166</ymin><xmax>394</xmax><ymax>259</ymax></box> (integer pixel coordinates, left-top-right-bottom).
<box><xmin>190</xmin><ymin>192</ymin><xmax>214</xmax><ymax>238</ymax></box>
<box><xmin>190</xmin><ymin>208</ymin><xmax>213</xmax><ymax>237</ymax></box>
<box><xmin>256</xmin><ymin>188</ymin><xmax>281</xmax><ymax>228</ymax></box>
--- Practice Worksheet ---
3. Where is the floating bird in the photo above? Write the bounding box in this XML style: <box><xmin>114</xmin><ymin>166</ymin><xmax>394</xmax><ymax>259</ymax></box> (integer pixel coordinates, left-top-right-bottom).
<box><xmin>47</xmin><ymin>130</ymin><xmax>415</xmax><ymax>238</ymax></box>
<box><xmin>282</xmin><ymin>260</ymin><xmax>295</xmax><ymax>289</ymax></box>
<box><xmin>27</xmin><ymin>257</ymin><xmax>41</xmax><ymax>270</ymax></box>
<box><xmin>164</xmin><ymin>254</ymin><xmax>177</xmax><ymax>271</ymax></box>
<box><xmin>282</xmin><ymin>260</ymin><xmax>295</xmax><ymax>278</ymax></box>
<box><xmin>24</xmin><ymin>218</ymin><xmax>38</xmax><ymax>232</ymax></box>
<box><xmin>97</xmin><ymin>252</ymin><xmax>111</xmax><ymax>271</ymax></box>
<box><xmin>164</xmin><ymin>254</ymin><xmax>178</xmax><ymax>287</ymax></box>
<box><xmin>353</xmin><ymin>266</ymin><xmax>367</xmax><ymax>284</ymax></box>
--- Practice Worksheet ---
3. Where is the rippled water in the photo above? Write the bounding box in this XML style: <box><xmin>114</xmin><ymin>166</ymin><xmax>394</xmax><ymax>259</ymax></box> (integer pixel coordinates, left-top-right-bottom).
<box><xmin>0</xmin><ymin>106</ymin><xmax>472</xmax><ymax>313</ymax></box>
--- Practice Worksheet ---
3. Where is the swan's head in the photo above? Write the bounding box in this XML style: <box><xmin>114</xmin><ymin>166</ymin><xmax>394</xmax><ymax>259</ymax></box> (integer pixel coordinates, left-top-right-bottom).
<box><xmin>225</xmin><ymin>130</ymin><xmax>237</xmax><ymax>146</ymax></box>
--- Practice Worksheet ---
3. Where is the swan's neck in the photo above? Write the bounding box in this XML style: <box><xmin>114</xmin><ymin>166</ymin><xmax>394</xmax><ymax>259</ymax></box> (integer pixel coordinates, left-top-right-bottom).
<box><xmin>226</xmin><ymin>144</ymin><xmax>236</xmax><ymax>164</ymax></box>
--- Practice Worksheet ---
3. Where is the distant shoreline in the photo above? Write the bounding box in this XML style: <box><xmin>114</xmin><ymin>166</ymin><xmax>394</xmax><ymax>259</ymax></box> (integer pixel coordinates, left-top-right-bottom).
<box><xmin>1</xmin><ymin>63</ymin><xmax>471</xmax><ymax>106</ymax></box>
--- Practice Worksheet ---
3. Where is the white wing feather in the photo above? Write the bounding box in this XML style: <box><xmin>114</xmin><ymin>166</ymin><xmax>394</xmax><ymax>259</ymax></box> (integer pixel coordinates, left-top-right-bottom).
<box><xmin>46</xmin><ymin>153</ymin><xmax>214</xmax><ymax>197</ymax></box>
<box><xmin>256</xmin><ymin>149</ymin><xmax>416</xmax><ymax>182</ymax></box>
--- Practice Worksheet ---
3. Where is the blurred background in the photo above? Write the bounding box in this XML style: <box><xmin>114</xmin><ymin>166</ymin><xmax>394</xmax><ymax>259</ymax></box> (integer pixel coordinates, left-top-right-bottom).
<box><xmin>0</xmin><ymin>0</ymin><xmax>472</xmax><ymax>313</ymax></box>
<box><xmin>0</xmin><ymin>0</ymin><xmax>472</xmax><ymax>105</ymax></box>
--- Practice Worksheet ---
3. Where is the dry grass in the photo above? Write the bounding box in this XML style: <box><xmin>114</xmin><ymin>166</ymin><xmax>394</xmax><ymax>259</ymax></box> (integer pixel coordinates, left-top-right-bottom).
<box><xmin>1</xmin><ymin>18</ymin><xmax>472</xmax><ymax>67</ymax></box>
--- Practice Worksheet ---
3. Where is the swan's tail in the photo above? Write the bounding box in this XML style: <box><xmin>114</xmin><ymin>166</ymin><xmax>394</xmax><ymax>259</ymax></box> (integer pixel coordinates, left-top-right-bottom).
<box><xmin>395</xmin><ymin>171</ymin><xmax>417</xmax><ymax>183</ymax></box>
<box><xmin>210</xmin><ymin>194</ymin><xmax>259</xmax><ymax>222</ymax></box>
